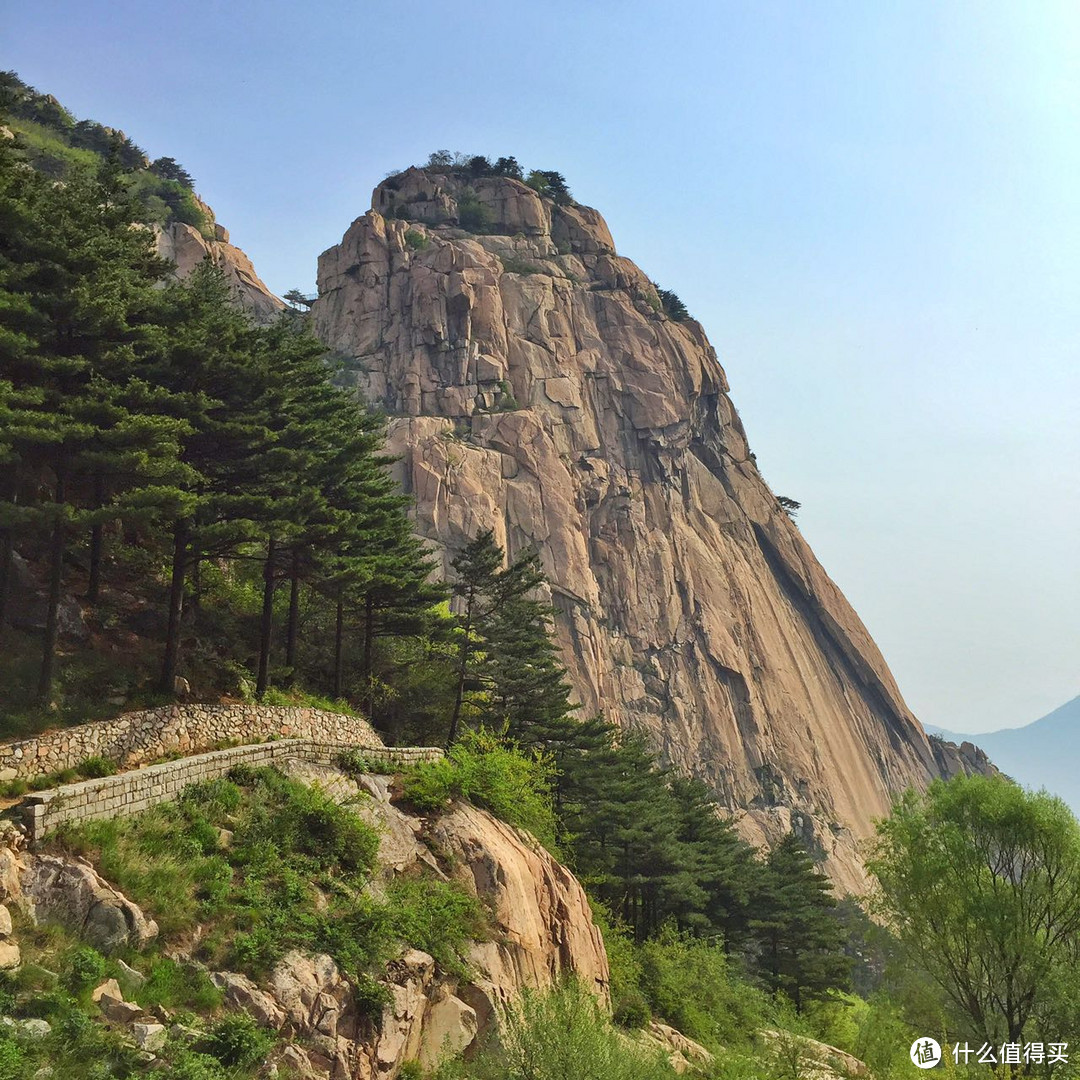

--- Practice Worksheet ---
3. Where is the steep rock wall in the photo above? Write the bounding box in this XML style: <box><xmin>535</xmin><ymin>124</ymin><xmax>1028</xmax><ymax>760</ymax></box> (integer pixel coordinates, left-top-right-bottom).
<box><xmin>156</xmin><ymin>201</ymin><xmax>283</xmax><ymax>323</ymax></box>
<box><xmin>312</xmin><ymin>168</ymin><xmax>977</xmax><ymax>889</ymax></box>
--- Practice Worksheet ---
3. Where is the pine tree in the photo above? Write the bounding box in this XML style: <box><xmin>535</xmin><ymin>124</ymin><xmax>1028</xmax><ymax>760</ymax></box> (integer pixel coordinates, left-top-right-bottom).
<box><xmin>748</xmin><ymin>833</ymin><xmax>850</xmax><ymax>1009</ymax></box>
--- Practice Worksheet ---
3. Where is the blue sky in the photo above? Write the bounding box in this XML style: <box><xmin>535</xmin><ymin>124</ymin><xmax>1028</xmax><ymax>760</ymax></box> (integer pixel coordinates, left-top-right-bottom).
<box><xmin>7</xmin><ymin>0</ymin><xmax>1078</xmax><ymax>733</ymax></box>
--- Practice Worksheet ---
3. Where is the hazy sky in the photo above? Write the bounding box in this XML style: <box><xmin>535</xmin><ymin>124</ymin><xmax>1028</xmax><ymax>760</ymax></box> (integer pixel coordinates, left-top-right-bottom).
<box><xmin>6</xmin><ymin>1</ymin><xmax>1078</xmax><ymax>734</ymax></box>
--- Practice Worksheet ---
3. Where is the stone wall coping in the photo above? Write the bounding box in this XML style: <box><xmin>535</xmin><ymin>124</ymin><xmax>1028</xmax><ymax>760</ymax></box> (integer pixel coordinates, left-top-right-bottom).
<box><xmin>18</xmin><ymin>738</ymin><xmax>444</xmax><ymax>840</ymax></box>
<box><xmin>0</xmin><ymin>703</ymin><xmax>386</xmax><ymax>782</ymax></box>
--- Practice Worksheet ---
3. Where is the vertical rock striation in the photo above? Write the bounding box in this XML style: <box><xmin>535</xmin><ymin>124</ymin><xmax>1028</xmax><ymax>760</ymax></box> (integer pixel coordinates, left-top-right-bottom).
<box><xmin>312</xmin><ymin>167</ymin><xmax>982</xmax><ymax>889</ymax></box>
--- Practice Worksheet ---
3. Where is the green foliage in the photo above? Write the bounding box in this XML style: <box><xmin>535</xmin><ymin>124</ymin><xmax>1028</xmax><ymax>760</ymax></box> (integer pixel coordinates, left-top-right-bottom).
<box><xmin>499</xmin><ymin>255</ymin><xmax>544</xmax><ymax>276</ymax></box>
<box><xmin>638</xmin><ymin>929</ymin><xmax>772</xmax><ymax>1050</ymax></box>
<box><xmin>385</xmin><ymin>877</ymin><xmax>485</xmax><ymax>977</ymax></box>
<box><xmin>403</xmin><ymin>729</ymin><xmax>557</xmax><ymax>850</ymax></box>
<box><xmin>591</xmin><ymin>904</ymin><xmax>649</xmax><ymax>1029</ymax></box>
<box><xmin>435</xmin><ymin>979</ymin><xmax>677</xmax><ymax>1080</ymax></box>
<box><xmin>53</xmin><ymin>766</ymin><xmax>484</xmax><ymax>1005</ymax></box>
<box><xmin>136</xmin><ymin>957</ymin><xmax>223</xmax><ymax>1013</ymax></box>
<box><xmin>748</xmin><ymin>834</ymin><xmax>850</xmax><ymax>1009</ymax></box>
<box><xmin>868</xmin><ymin>773</ymin><xmax>1080</xmax><ymax>1047</ymax></box>
<box><xmin>61</xmin><ymin>945</ymin><xmax>107</xmax><ymax>994</ymax></box>
<box><xmin>170</xmin><ymin>1051</ymin><xmax>230</xmax><ymax>1080</ymax></box>
<box><xmin>650</xmin><ymin>282</ymin><xmax>691</xmax><ymax>321</ymax></box>
<box><xmin>78</xmin><ymin>756</ymin><xmax>116</xmax><ymax>779</ymax></box>
<box><xmin>203</xmin><ymin>1012</ymin><xmax>274</xmax><ymax>1068</ymax></box>
<box><xmin>404</xmin><ymin>229</ymin><xmax>430</xmax><ymax>251</ymax></box>
<box><xmin>456</xmin><ymin>191</ymin><xmax>492</xmax><ymax>231</ymax></box>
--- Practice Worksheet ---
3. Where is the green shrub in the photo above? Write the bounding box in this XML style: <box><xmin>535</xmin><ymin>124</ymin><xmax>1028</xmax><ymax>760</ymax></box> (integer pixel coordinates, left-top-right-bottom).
<box><xmin>500</xmin><ymin>256</ymin><xmax>544</xmax><ymax>276</ymax></box>
<box><xmin>386</xmin><ymin>878</ymin><xmax>485</xmax><ymax>977</ymax></box>
<box><xmin>0</xmin><ymin>779</ymin><xmax>27</xmax><ymax>798</ymax></box>
<box><xmin>457</xmin><ymin>192</ymin><xmax>492</xmax><ymax>231</ymax></box>
<box><xmin>435</xmin><ymin>979</ymin><xmax>676</xmax><ymax>1080</ymax></box>
<box><xmin>592</xmin><ymin>905</ymin><xmax>649</xmax><ymax>1029</ymax></box>
<box><xmin>403</xmin><ymin>729</ymin><xmax>557</xmax><ymax>850</ymax></box>
<box><xmin>637</xmin><ymin>928</ymin><xmax>770</xmax><ymax>1051</ymax></box>
<box><xmin>337</xmin><ymin>749</ymin><xmax>396</xmax><ymax>777</ymax></box>
<box><xmin>136</xmin><ymin>958</ymin><xmax>223</xmax><ymax>1012</ymax></box>
<box><xmin>404</xmin><ymin>229</ymin><xmax>430</xmax><ymax>251</ymax></box>
<box><xmin>0</xmin><ymin>1036</ymin><xmax>26</xmax><ymax>1080</ymax></box>
<box><xmin>170</xmin><ymin>1050</ymin><xmax>230</xmax><ymax>1080</ymax></box>
<box><xmin>78</xmin><ymin>756</ymin><xmax>117</xmax><ymax>779</ymax></box>
<box><xmin>203</xmin><ymin>1012</ymin><xmax>273</xmax><ymax>1068</ymax></box>
<box><xmin>61</xmin><ymin>945</ymin><xmax>106</xmax><ymax>993</ymax></box>
<box><xmin>398</xmin><ymin>1062</ymin><xmax>425</xmax><ymax>1080</ymax></box>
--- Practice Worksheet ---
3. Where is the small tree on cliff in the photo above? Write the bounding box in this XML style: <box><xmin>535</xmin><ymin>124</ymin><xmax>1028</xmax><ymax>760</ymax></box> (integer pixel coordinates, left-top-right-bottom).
<box><xmin>445</xmin><ymin>531</ymin><xmax>570</xmax><ymax>747</ymax></box>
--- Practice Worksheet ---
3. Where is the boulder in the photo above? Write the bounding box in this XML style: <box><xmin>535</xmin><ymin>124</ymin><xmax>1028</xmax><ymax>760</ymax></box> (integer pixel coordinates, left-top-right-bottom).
<box><xmin>0</xmin><ymin>943</ymin><xmax>20</xmax><ymax>970</ymax></box>
<box><xmin>131</xmin><ymin>1021</ymin><xmax>167</xmax><ymax>1052</ymax></box>
<box><xmin>20</xmin><ymin>855</ymin><xmax>158</xmax><ymax>951</ymax></box>
<box><xmin>0</xmin><ymin>904</ymin><xmax>12</xmax><ymax>937</ymax></box>
<box><xmin>211</xmin><ymin>971</ymin><xmax>286</xmax><ymax>1028</ymax></box>
<box><xmin>91</xmin><ymin>978</ymin><xmax>123</xmax><ymax>1003</ymax></box>
<box><xmin>101</xmin><ymin>997</ymin><xmax>144</xmax><ymax>1024</ymax></box>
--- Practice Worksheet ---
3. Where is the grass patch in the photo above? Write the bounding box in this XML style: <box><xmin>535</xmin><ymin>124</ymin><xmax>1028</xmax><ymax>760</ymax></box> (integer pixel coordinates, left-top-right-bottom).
<box><xmin>50</xmin><ymin>767</ymin><xmax>484</xmax><ymax>999</ymax></box>
<box><xmin>434</xmin><ymin>979</ymin><xmax>679</xmax><ymax>1080</ymax></box>
<box><xmin>500</xmin><ymin>255</ymin><xmax>545</xmax><ymax>276</ymax></box>
<box><xmin>403</xmin><ymin>729</ymin><xmax>557</xmax><ymax>851</ymax></box>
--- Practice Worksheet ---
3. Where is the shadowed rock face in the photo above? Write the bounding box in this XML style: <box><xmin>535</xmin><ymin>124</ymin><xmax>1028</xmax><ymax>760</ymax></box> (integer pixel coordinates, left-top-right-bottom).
<box><xmin>312</xmin><ymin>167</ymin><xmax>983</xmax><ymax>890</ymax></box>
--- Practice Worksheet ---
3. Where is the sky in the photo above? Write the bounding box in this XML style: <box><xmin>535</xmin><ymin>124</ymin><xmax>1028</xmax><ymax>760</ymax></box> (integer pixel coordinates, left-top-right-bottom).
<box><xmin>5</xmin><ymin>0</ymin><xmax>1078</xmax><ymax>734</ymax></box>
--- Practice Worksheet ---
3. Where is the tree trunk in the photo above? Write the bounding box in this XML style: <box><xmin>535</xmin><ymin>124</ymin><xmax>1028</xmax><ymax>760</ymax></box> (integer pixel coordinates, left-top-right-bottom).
<box><xmin>86</xmin><ymin>473</ymin><xmax>106</xmax><ymax>602</ymax></box>
<box><xmin>256</xmin><ymin>535</ymin><xmax>277</xmax><ymax>699</ymax></box>
<box><xmin>447</xmin><ymin>596</ymin><xmax>473</xmax><ymax>749</ymax></box>
<box><xmin>362</xmin><ymin>592</ymin><xmax>374</xmax><ymax>717</ymax></box>
<box><xmin>37</xmin><ymin>468</ymin><xmax>67</xmax><ymax>706</ymax></box>
<box><xmin>159</xmin><ymin>519</ymin><xmax>188</xmax><ymax>695</ymax></box>
<box><xmin>284</xmin><ymin>548</ymin><xmax>300</xmax><ymax>687</ymax></box>
<box><xmin>333</xmin><ymin>589</ymin><xmax>345</xmax><ymax>700</ymax></box>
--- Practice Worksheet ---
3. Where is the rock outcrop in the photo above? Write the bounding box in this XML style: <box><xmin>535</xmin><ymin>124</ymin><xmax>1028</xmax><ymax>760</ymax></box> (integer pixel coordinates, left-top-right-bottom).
<box><xmin>237</xmin><ymin>760</ymin><xmax>608</xmax><ymax>1077</ymax></box>
<box><xmin>312</xmin><ymin>166</ymin><xmax>990</xmax><ymax>889</ymax></box>
<box><xmin>156</xmin><ymin>197</ymin><xmax>283</xmax><ymax>323</ymax></box>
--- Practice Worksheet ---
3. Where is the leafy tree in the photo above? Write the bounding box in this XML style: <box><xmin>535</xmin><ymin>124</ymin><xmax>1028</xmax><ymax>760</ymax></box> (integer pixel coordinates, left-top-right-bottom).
<box><xmin>868</xmin><ymin>774</ymin><xmax>1080</xmax><ymax>1047</ymax></box>
<box><xmin>525</xmin><ymin>169</ymin><xmax>573</xmax><ymax>204</ymax></box>
<box><xmin>0</xmin><ymin>134</ymin><xmax>184</xmax><ymax>702</ymax></box>
<box><xmin>150</xmin><ymin>156</ymin><xmax>194</xmax><ymax>189</ymax></box>
<box><xmin>492</xmin><ymin>156</ymin><xmax>524</xmax><ymax>180</ymax></box>
<box><xmin>749</xmin><ymin>833</ymin><xmax>850</xmax><ymax>1009</ymax></box>
<box><xmin>283</xmin><ymin>288</ymin><xmax>314</xmax><ymax>310</ymax></box>
<box><xmin>466</xmin><ymin>155</ymin><xmax>492</xmax><ymax>178</ymax></box>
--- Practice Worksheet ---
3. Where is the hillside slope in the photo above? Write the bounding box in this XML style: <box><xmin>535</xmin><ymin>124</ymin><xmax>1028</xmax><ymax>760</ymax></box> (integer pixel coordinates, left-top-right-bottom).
<box><xmin>929</xmin><ymin>693</ymin><xmax>1080</xmax><ymax>812</ymax></box>
<box><xmin>311</xmin><ymin>166</ymin><xmax>988</xmax><ymax>890</ymax></box>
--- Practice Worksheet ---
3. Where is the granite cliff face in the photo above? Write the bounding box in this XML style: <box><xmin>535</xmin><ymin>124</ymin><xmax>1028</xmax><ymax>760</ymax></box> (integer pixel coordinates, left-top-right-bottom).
<box><xmin>312</xmin><ymin>167</ymin><xmax>983</xmax><ymax>889</ymax></box>
<box><xmin>156</xmin><ymin>196</ymin><xmax>283</xmax><ymax>323</ymax></box>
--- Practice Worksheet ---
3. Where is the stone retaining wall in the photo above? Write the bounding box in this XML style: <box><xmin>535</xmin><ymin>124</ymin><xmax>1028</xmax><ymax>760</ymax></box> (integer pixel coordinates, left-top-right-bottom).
<box><xmin>0</xmin><ymin>704</ymin><xmax>383</xmax><ymax>782</ymax></box>
<box><xmin>20</xmin><ymin>740</ymin><xmax>443</xmax><ymax>840</ymax></box>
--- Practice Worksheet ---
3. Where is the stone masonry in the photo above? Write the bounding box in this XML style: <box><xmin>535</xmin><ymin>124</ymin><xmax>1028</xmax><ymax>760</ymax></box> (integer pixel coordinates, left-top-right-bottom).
<box><xmin>20</xmin><ymin>739</ymin><xmax>443</xmax><ymax>841</ymax></box>
<box><xmin>0</xmin><ymin>704</ymin><xmax>383</xmax><ymax>782</ymax></box>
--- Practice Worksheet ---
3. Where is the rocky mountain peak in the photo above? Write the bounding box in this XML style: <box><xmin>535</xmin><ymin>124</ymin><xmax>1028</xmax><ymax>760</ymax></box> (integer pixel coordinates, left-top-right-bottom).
<box><xmin>372</xmin><ymin>166</ymin><xmax>616</xmax><ymax>254</ymax></box>
<box><xmin>311</xmin><ymin>168</ymin><xmax>989</xmax><ymax>891</ymax></box>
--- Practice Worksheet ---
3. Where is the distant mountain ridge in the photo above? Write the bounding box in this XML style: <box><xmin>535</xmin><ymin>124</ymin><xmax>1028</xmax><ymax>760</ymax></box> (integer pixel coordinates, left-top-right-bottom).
<box><xmin>927</xmin><ymin>694</ymin><xmax>1080</xmax><ymax>811</ymax></box>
